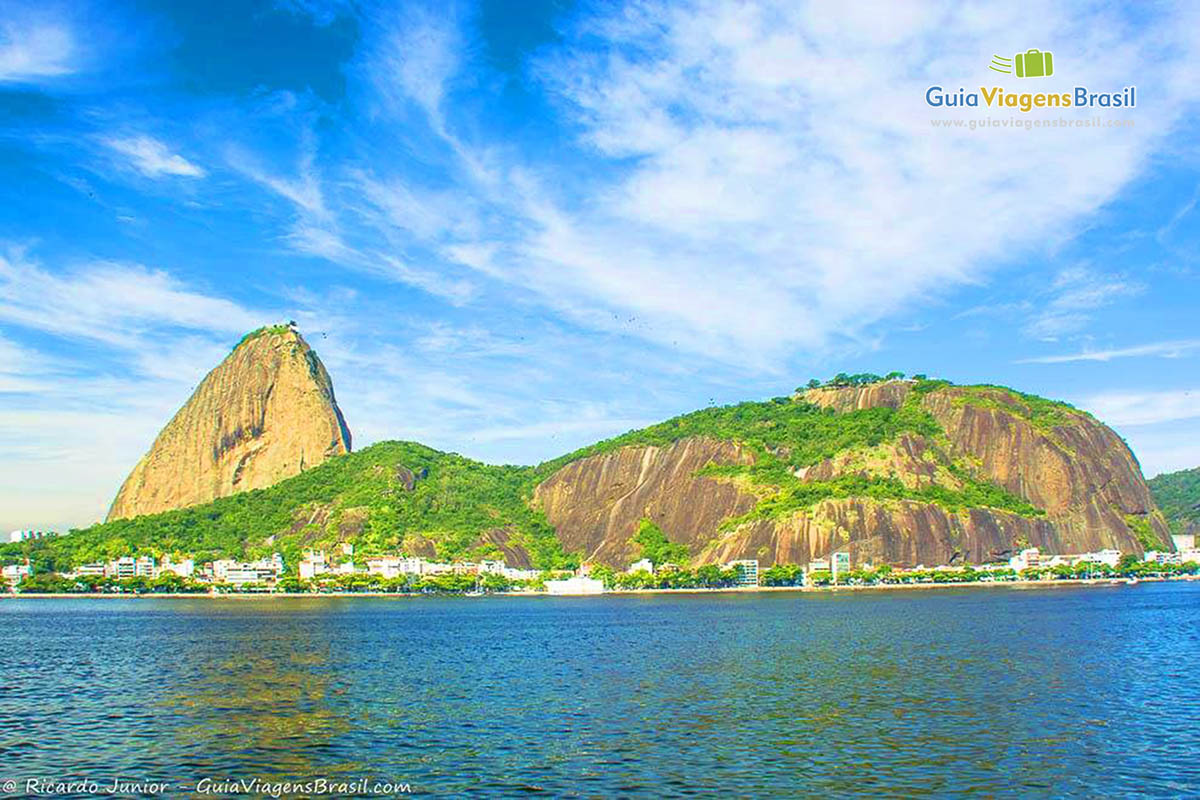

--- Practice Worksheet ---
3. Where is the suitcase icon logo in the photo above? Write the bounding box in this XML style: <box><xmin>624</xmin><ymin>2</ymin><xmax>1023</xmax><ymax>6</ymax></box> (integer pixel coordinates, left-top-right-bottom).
<box><xmin>989</xmin><ymin>50</ymin><xmax>1054</xmax><ymax>78</ymax></box>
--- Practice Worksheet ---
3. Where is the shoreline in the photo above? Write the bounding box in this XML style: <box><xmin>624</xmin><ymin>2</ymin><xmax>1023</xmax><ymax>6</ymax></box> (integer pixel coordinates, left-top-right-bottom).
<box><xmin>3</xmin><ymin>575</ymin><xmax>1195</xmax><ymax>600</ymax></box>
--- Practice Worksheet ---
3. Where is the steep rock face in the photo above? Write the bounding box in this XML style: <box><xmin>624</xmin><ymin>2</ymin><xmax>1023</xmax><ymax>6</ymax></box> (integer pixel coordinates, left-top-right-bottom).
<box><xmin>536</xmin><ymin>382</ymin><xmax>1170</xmax><ymax>568</ymax></box>
<box><xmin>700</xmin><ymin>499</ymin><xmax>1061</xmax><ymax>567</ymax></box>
<box><xmin>107</xmin><ymin>327</ymin><xmax>351</xmax><ymax>520</ymax></box>
<box><xmin>533</xmin><ymin>438</ymin><xmax>756</xmax><ymax>566</ymax></box>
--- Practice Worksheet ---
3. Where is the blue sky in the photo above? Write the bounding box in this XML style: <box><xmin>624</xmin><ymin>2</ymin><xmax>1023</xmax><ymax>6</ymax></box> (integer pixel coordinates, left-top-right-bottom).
<box><xmin>1</xmin><ymin>0</ymin><xmax>1199</xmax><ymax>531</ymax></box>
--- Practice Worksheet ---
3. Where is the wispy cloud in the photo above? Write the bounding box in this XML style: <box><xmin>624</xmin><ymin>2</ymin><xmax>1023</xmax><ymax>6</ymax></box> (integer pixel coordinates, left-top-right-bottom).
<box><xmin>1020</xmin><ymin>339</ymin><xmax>1200</xmax><ymax>364</ymax></box>
<box><xmin>322</xmin><ymin>0</ymin><xmax>1200</xmax><ymax>364</ymax></box>
<box><xmin>0</xmin><ymin>247</ymin><xmax>262</xmax><ymax>348</ymax></box>
<box><xmin>1081</xmin><ymin>388</ymin><xmax>1200</xmax><ymax>427</ymax></box>
<box><xmin>0</xmin><ymin>18</ymin><xmax>75</xmax><ymax>83</ymax></box>
<box><xmin>0</xmin><ymin>248</ymin><xmax>274</xmax><ymax>530</ymax></box>
<box><xmin>1023</xmin><ymin>267</ymin><xmax>1140</xmax><ymax>341</ymax></box>
<box><xmin>104</xmin><ymin>135</ymin><xmax>206</xmax><ymax>178</ymax></box>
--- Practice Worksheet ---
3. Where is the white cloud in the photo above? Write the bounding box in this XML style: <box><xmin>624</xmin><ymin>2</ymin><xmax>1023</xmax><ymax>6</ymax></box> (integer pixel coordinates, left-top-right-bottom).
<box><xmin>1020</xmin><ymin>339</ymin><xmax>1200</xmax><ymax>364</ymax></box>
<box><xmin>0</xmin><ymin>249</ymin><xmax>275</xmax><ymax>530</ymax></box>
<box><xmin>0</xmin><ymin>247</ymin><xmax>263</xmax><ymax>348</ymax></box>
<box><xmin>361</xmin><ymin>6</ymin><xmax>462</xmax><ymax>132</ymax></box>
<box><xmin>1023</xmin><ymin>267</ymin><xmax>1140</xmax><ymax>340</ymax></box>
<box><xmin>0</xmin><ymin>18</ymin><xmax>74</xmax><ymax>83</ymax></box>
<box><xmin>1081</xmin><ymin>388</ymin><xmax>1200</xmax><ymax>427</ymax></box>
<box><xmin>325</xmin><ymin>0</ymin><xmax>1200</xmax><ymax>365</ymax></box>
<box><xmin>228</xmin><ymin>144</ymin><xmax>324</xmax><ymax>215</ymax></box>
<box><xmin>104</xmin><ymin>136</ymin><xmax>206</xmax><ymax>178</ymax></box>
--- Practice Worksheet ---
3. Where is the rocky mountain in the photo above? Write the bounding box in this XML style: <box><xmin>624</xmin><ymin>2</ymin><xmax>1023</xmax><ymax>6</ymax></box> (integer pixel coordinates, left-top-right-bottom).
<box><xmin>7</xmin><ymin>331</ymin><xmax>1173</xmax><ymax>572</ymax></box>
<box><xmin>106</xmin><ymin>325</ymin><xmax>351</xmax><ymax>521</ymax></box>
<box><xmin>1148</xmin><ymin>467</ymin><xmax>1200</xmax><ymax>536</ymax></box>
<box><xmin>535</xmin><ymin>381</ymin><xmax>1170</xmax><ymax>568</ymax></box>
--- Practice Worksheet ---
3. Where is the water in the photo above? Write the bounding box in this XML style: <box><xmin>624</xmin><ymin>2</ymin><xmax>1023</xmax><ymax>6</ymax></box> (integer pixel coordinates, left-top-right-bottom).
<box><xmin>2</xmin><ymin>583</ymin><xmax>1198</xmax><ymax>797</ymax></box>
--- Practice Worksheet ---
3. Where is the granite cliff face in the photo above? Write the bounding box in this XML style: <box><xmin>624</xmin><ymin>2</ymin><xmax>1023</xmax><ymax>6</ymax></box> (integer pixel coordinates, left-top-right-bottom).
<box><xmin>107</xmin><ymin>326</ymin><xmax>351</xmax><ymax>520</ymax></box>
<box><xmin>534</xmin><ymin>382</ymin><xmax>1171</xmax><ymax>568</ymax></box>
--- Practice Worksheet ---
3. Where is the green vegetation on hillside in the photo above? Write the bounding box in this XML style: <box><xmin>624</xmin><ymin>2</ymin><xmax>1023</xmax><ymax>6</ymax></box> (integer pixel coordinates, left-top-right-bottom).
<box><xmin>632</xmin><ymin>519</ymin><xmax>690</xmax><ymax>566</ymax></box>
<box><xmin>0</xmin><ymin>442</ymin><xmax>575</xmax><ymax>573</ymax></box>
<box><xmin>3</xmin><ymin>380</ymin><xmax>1068</xmax><ymax>571</ymax></box>
<box><xmin>1149</xmin><ymin>467</ymin><xmax>1200</xmax><ymax>534</ymax></box>
<box><xmin>1123</xmin><ymin>513</ymin><xmax>1163</xmax><ymax>551</ymax></box>
<box><xmin>948</xmin><ymin>384</ymin><xmax>1089</xmax><ymax>431</ymax></box>
<box><xmin>540</xmin><ymin>395</ymin><xmax>940</xmax><ymax>475</ymax></box>
<box><xmin>232</xmin><ymin>322</ymin><xmax>295</xmax><ymax>350</ymax></box>
<box><xmin>543</xmin><ymin>392</ymin><xmax>1043</xmax><ymax>528</ymax></box>
<box><xmin>798</xmin><ymin>371</ymin><xmax>907</xmax><ymax>391</ymax></box>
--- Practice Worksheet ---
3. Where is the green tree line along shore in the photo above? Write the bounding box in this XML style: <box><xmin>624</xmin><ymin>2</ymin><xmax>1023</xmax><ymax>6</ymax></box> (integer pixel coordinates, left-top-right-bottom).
<box><xmin>0</xmin><ymin>377</ymin><xmax>1110</xmax><ymax>575</ymax></box>
<box><xmin>7</xmin><ymin>556</ymin><xmax>1196</xmax><ymax>595</ymax></box>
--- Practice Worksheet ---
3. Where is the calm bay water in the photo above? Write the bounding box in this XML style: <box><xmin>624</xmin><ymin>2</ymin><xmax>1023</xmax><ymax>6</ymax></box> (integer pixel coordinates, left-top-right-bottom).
<box><xmin>2</xmin><ymin>583</ymin><xmax>1199</xmax><ymax>797</ymax></box>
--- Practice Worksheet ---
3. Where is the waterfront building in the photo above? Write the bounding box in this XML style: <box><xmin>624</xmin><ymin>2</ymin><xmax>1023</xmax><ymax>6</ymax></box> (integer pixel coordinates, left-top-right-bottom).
<box><xmin>7</xmin><ymin>529</ymin><xmax>56</xmax><ymax>543</ymax></box>
<box><xmin>366</xmin><ymin>556</ymin><xmax>405</xmax><ymax>579</ymax></box>
<box><xmin>545</xmin><ymin>576</ymin><xmax>605</xmax><ymax>595</ymax></box>
<box><xmin>299</xmin><ymin>550</ymin><xmax>329</xmax><ymax>580</ymax></box>
<box><xmin>1144</xmin><ymin>550</ymin><xmax>1182</xmax><ymax>566</ymax></box>
<box><xmin>808</xmin><ymin>557</ymin><xmax>830</xmax><ymax>574</ymax></box>
<box><xmin>1172</xmin><ymin>533</ymin><xmax>1195</xmax><ymax>552</ymax></box>
<box><xmin>400</xmin><ymin>556</ymin><xmax>431</xmax><ymax>575</ymax></box>
<box><xmin>158</xmin><ymin>558</ymin><xmax>195</xmax><ymax>578</ymax></box>
<box><xmin>627</xmin><ymin>558</ymin><xmax>655</xmax><ymax>574</ymax></box>
<box><xmin>332</xmin><ymin>560</ymin><xmax>360</xmax><ymax>575</ymax></box>
<box><xmin>1083</xmin><ymin>549</ymin><xmax>1121</xmax><ymax>568</ymax></box>
<box><xmin>110</xmin><ymin>556</ymin><xmax>138</xmax><ymax>579</ymax></box>
<box><xmin>135</xmin><ymin>556</ymin><xmax>156</xmax><ymax>577</ymax></box>
<box><xmin>73</xmin><ymin>563</ymin><xmax>107</xmax><ymax>577</ymax></box>
<box><xmin>361</xmin><ymin>555</ymin><xmax>464</xmax><ymax>578</ymax></box>
<box><xmin>1008</xmin><ymin>548</ymin><xmax>1045</xmax><ymax>571</ymax></box>
<box><xmin>726</xmin><ymin>559</ymin><xmax>760</xmax><ymax>587</ymax></box>
<box><xmin>2</xmin><ymin>563</ymin><xmax>31</xmax><ymax>584</ymax></box>
<box><xmin>480</xmin><ymin>560</ymin><xmax>539</xmax><ymax>581</ymax></box>
<box><xmin>213</xmin><ymin>554</ymin><xmax>284</xmax><ymax>585</ymax></box>
<box><xmin>832</xmin><ymin>551</ymin><xmax>851</xmax><ymax>583</ymax></box>
<box><xmin>1179</xmin><ymin>548</ymin><xmax>1200</xmax><ymax>564</ymax></box>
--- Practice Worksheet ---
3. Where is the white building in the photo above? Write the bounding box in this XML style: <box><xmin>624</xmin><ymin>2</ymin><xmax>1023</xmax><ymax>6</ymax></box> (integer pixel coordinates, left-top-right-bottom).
<box><xmin>726</xmin><ymin>559</ymin><xmax>760</xmax><ymax>587</ymax></box>
<box><xmin>545</xmin><ymin>576</ymin><xmax>605</xmax><ymax>595</ymax></box>
<box><xmin>1172</xmin><ymin>533</ymin><xmax>1195</xmax><ymax>551</ymax></box>
<box><xmin>110</xmin><ymin>556</ymin><xmax>138</xmax><ymax>579</ymax></box>
<box><xmin>1179</xmin><ymin>548</ymin><xmax>1200</xmax><ymax>564</ymax></box>
<box><xmin>627</xmin><ymin>558</ymin><xmax>654</xmax><ymax>574</ymax></box>
<box><xmin>808</xmin><ymin>557</ymin><xmax>830</xmax><ymax>574</ymax></box>
<box><xmin>1081</xmin><ymin>549</ymin><xmax>1121</xmax><ymax>568</ymax></box>
<box><xmin>365</xmin><ymin>556</ymin><xmax>404</xmax><ymax>579</ymax></box>
<box><xmin>479</xmin><ymin>560</ymin><xmax>539</xmax><ymax>581</ymax></box>
<box><xmin>73</xmin><ymin>563</ymin><xmax>107</xmax><ymax>577</ymax></box>
<box><xmin>332</xmin><ymin>560</ymin><xmax>360</xmax><ymax>575</ymax></box>
<box><xmin>831</xmin><ymin>552</ymin><xmax>851</xmax><ymax>583</ymax></box>
<box><xmin>2</xmin><ymin>563</ymin><xmax>31</xmax><ymax>585</ymax></box>
<box><xmin>1144</xmin><ymin>551</ymin><xmax>1182</xmax><ymax>566</ymax></box>
<box><xmin>158</xmin><ymin>558</ymin><xmax>195</xmax><ymax>578</ymax></box>
<box><xmin>213</xmin><ymin>554</ymin><xmax>284</xmax><ymax>585</ymax></box>
<box><xmin>298</xmin><ymin>550</ymin><xmax>329</xmax><ymax>580</ymax></box>
<box><xmin>7</xmin><ymin>530</ymin><xmax>56</xmax><ymax>544</ymax></box>
<box><xmin>1009</xmin><ymin>548</ymin><xmax>1046</xmax><ymax>571</ymax></box>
